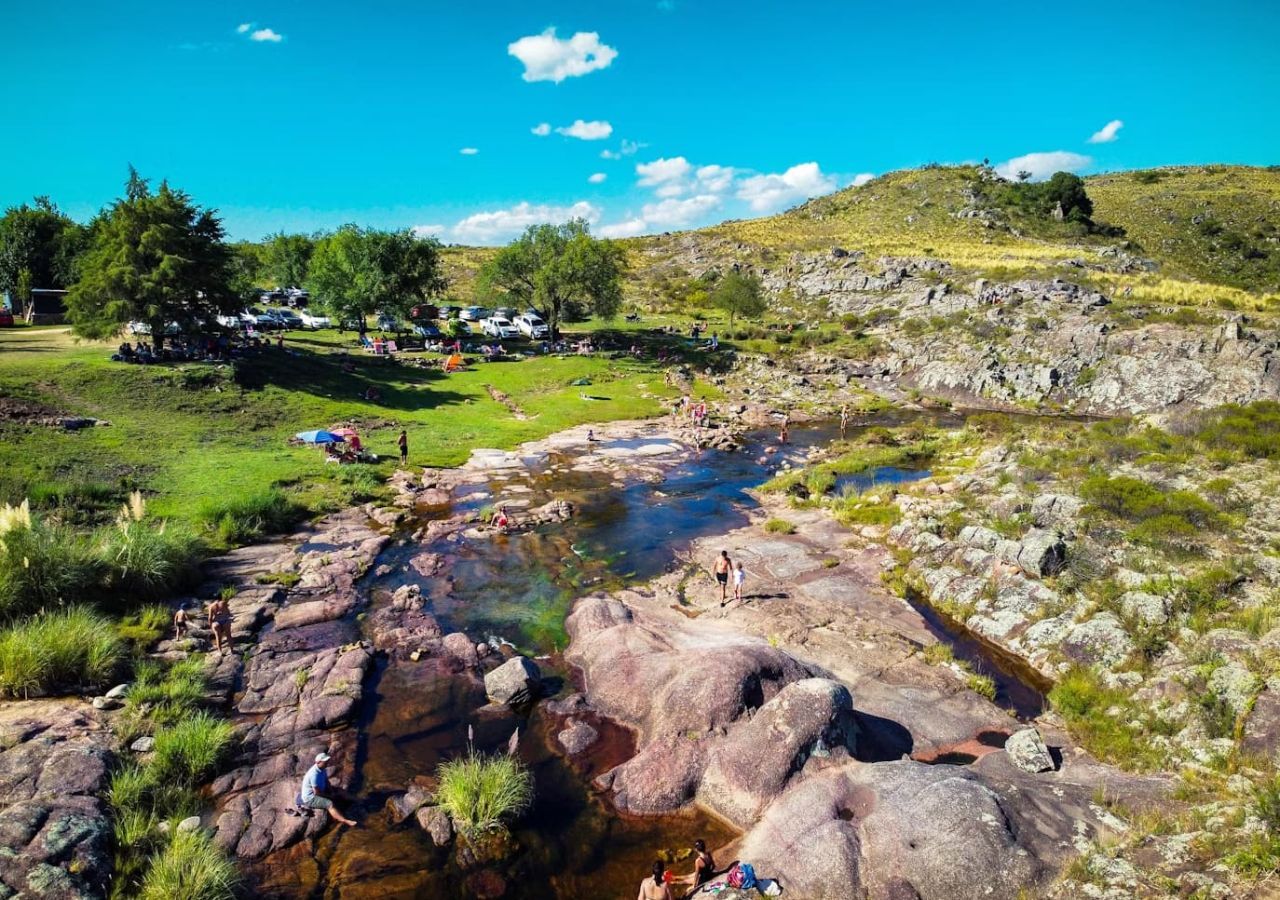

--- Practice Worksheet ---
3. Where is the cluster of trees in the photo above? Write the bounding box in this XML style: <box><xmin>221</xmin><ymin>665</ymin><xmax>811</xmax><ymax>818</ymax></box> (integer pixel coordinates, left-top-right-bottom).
<box><xmin>2</xmin><ymin>167</ymin><xmax>774</xmax><ymax>345</ymax></box>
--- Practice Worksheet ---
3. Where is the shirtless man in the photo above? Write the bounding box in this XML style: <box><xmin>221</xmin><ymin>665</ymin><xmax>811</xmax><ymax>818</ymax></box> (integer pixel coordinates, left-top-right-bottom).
<box><xmin>713</xmin><ymin>550</ymin><xmax>732</xmax><ymax>604</ymax></box>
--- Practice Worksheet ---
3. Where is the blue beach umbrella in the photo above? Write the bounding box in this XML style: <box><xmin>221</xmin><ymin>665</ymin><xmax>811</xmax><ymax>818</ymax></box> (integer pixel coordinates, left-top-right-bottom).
<box><xmin>295</xmin><ymin>430</ymin><xmax>344</xmax><ymax>444</ymax></box>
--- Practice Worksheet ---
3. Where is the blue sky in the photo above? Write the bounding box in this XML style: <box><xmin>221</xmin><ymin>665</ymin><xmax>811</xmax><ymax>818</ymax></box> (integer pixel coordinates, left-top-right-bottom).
<box><xmin>3</xmin><ymin>0</ymin><xmax>1278</xmax><ymax>244</ymax></box>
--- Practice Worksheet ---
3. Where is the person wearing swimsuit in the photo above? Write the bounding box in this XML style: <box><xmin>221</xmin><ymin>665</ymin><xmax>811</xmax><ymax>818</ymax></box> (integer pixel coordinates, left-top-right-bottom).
<box><xmin>208</xmin><ymin>597</ymin><xmax>233</xmax><ymax>656</ymax></box>
<box><xmin>689</xmin><ymin>839</ymin><xmax>716</xmax><ymax>890</ymax></box>
<box><xmin>713</xmin><ymin>550</ymin><xmax>732</xmax><ymax>604</ymax></box>
<box><xmin>638</xmin><ymin>861</ymin><xmax>673</xmax><ymax>900</ymax></box>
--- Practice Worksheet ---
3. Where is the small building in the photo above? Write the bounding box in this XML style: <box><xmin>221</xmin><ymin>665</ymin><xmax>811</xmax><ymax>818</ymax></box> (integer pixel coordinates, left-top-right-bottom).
<box><xmin>23</xmin><ymin>289</ymin><xmax>69</xmax><ymax>324</ymax></box>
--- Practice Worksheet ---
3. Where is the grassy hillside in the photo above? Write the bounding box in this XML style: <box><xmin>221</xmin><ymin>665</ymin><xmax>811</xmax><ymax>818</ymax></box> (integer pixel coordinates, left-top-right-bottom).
<box><xmin>620</xmin><ymin>164</ymin><xmax>1280</xmax><ymax>310</ymax></box>
<box><xmin>1089</xmin><ymin>165</ymin><xmax>1280</xmax><ymax>293</ymax></box>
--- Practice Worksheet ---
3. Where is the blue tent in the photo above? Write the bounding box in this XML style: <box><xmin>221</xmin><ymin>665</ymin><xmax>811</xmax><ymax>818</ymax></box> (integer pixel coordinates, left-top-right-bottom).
<box><xmin>295</xmin><ymin>430</ymin><xmax>344</xmax><ymax>444</ymax></box>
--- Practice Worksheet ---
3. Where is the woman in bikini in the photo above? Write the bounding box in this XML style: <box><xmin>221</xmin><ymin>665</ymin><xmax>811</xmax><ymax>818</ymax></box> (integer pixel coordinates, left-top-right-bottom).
<box><xmin>208</xmin><ymin>596</ymin><xmax>233</xmax><ymax>656</ymax></box>
<box><xmin>682</xmin><ymin>839</ymin><xmax>716</xmax><ymax>892</ymax></box>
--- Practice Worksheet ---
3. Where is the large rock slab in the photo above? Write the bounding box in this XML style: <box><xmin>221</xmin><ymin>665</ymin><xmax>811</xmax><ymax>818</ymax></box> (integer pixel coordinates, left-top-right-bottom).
<box><xmin>484</xmin><ymin>656</ymin><xmax>542</xmax><ymax>704</ymax></box>
<box><xmin>0</xmin><ymin>702</ymin><xmax>115</xmax><ymax>899</ymax></box>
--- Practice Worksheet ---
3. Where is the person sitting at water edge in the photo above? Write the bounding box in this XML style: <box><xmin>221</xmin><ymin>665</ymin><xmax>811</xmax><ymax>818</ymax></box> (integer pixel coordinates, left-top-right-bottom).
<box><xmin>677</xmin><ymin>839</ymin><xmax>716</xmax><ymax>891</ymax></box>
<box><xmin>638</xmin><ymin>861</ymin><xmax>673</xmax><ymax>900</ymax></box>
<box><xmin>294</xmin><ymin>753</ymin><xmax>357</xmax><ymax>827</ymax></box>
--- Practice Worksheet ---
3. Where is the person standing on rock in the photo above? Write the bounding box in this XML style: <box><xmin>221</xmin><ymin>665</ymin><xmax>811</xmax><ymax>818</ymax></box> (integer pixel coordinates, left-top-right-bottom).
<box><xmin>397</xmin><ymin>429</ymin><xmax>408</xmax><ymax>466</ymax></box>
<box><xmin>730</xmin><ymin>561</ymin><xmax>746</xmax><ymax>605</ymax></box>
<box><xmin>298</xmin><ymin>753</ymin><xmax>357</xmax><ymax>828</ymax></box>
<box><xmin>207</xmin><ymin>596</ymin><xmax>232</xmax><ymax>656</ymax></box>
<box><xmin>714</xmin><ymin>550</ymin><xmax>732</xmax><ymax>604</ymax></box>
<box><xmin>172</xmin><ymin>603</ymin><xmax>189</xmax><ymax>640</ymax></box>
<box><xmin>638</xmin><ymin>861</ymin><xmax>673</xmax><ymax>900</ymax></box>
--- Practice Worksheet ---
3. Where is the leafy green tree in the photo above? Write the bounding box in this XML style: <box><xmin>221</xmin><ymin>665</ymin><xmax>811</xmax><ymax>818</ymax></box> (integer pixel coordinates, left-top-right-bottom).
<box><xmin>264</xmin><ymin>232</ymin><xmax>315</xmax><ymax>288</ymax></box>
<box><xmin>0</xmin><ymin>197</ymin><xmax>88</xmax><ymax>300</ymax></box>
<box><xmin>228</xmin><ymin>241</ymin><xmax>268</xmax><ymax>303</ymax></box>
<box><xmin>1041</xmin><ymin>172</ymin><xmax>1094</xmax><ymax>223</ymax></box>
<box><xmin>66</xmin><ymin>173</ymin><xmax>237</xmax><ymax>347</ymax></box>
<box><xmin>711</xmin><ymin>270</ymin><xmax>767</xmax><ymax>325</ymax></box>
<box><xmin>305</xmin><ymin>226</ymin><xmax>445</xmax><ymax>328</ymax></box>
<box><xmin>479</xmin><ymin>219</ymin><xmax>625</xmax><ymax>338</ymax></box>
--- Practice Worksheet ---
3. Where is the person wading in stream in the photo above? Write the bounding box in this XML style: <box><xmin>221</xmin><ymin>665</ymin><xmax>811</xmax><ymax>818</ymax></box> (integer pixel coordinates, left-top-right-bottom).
<box><xmin>840</xmin><ymin>404</ymin><xmax>850</xmax><ymax>439</ymax></box>
<box><xmin>295</xmin><ymin>753</ymin><xmax>357</xmax><ymax>827</ymax></box>
<box><xmin>714</xmin><ymin>550</ymin><xmax>733</xmax><ymax>604</ymax></box>
<box><xmin>638</xmin><ymin>861</ymin><xmax>674</xmax><ymax>900</ymax></box>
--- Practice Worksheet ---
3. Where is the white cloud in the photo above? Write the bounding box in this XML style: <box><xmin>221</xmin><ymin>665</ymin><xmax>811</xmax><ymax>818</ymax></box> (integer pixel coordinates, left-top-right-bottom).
<box><xmin>531</xmin><ymin>122</ymin><xmax>551</xmax><ymax>137</ymax></box>
<box><xmin>588</xmin><ymin>172</ymin><xmax>607</xmax><ymax>184</ymax></box>
<box><xmin>636</xmin><ymin>156</ymin><xmax>692</xmax><ymax>187</ymax></box>
<box><xmin>600</xmin><ymin>139</ymin><xmax>642</xmax><ymax>160</ymax></box>
<box><xmin>736</xmin><ymin>162</ymin><xmax>837</xmax><ymax>212</ymax></box>
<box><xmin>1088</xmin><ymin>119</ymin><xmax>1124</xmax><ymax>144</ymax></box>
<box><xmin>851</xmin><ymin>172</ymin><xmax>875</xmax><ymax>187</ymax></box>
<box><xmin>412</xmin><ymin>224</ymin><xmax>446</xmax><ymax>237</ymax></box>
<box><xmin>600</xmin><ymin>194</ymin><xmax>721</xmax><ymax>239</ymax></box>
<box><xmin>994</xmin><ymin>151</ymin><xmax>1092</xmax><ymax>182</ymax></box>
<box><xmin>459</xmin><ymin>147</ymin><xmax>479</xmax><ymax>155</ymax></box>
<box><xmin>695</xmin><ymin>164</ymin><xmax>737</xmax><ymax>194</ymax></box>
<box><xmin>451</xmin><ymin>200</ymin><xmax>600</xmax><ymax>244</ymax></box>
<box><xmin>555</xmin><ymin>119</ymin><xmax>613</xmax><ymax>141</ymax></box>
<box><xmin>507</xmin><ymin>28</ymin><xmax>617</xmax><ymax>83</ymax></box>
<box><xmin>600</xmin><ymin>218</ymin><xmax>647</xmax><ymax>239</ymax></box>
<box><xmin>250</xmin><ymin>27</ymin><xmax>283</xmax><ymax>42</ymax></box>
<box><xmin>236</xmin><ymin>23</ymin><xmax>252</xmax><ymax>34</ymax></box>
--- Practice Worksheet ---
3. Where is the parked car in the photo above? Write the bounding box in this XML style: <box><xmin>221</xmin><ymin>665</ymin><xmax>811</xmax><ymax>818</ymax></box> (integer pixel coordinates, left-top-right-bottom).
<box><xmin>412</xmin><ymin>322</ymin><xmax>441</xmax><ymax>338</ymax></box>
<box><xmin>376</xmin><ymin>313</ymin><xmax>402</xmax><ymax>332</ymax></box>
<box><xmin>441</xmin><ymin>305</ymin><xmax>463</xmax><ymax>319</ymax></box>
<box><xmin>274</xmin><ymin>308</ymin><xmax>303</xmax><ymax>329</ymax></box>
<box><xmin>300</xmin><ymin>310</ymin><xmax>331</xmax><ymax>329</ymax></box>
<box><xmin>0</xmin><ymin>309</ymin><xmax>16</xmax><ymax>327</ymax></box>
<box><xmin>494</xmin><ymin>307</ymin><xmax>517</xmax><ymax>321</ymax></box>
<box><xmin>409</xmin><ymin>304</ymin><xmax>439</xmax><ymax>321</ymax></box>
<box><xmin>284</xmin><ymin>288</ymin><xmax>310</xmax><ymax>308</ymax></box>
<box><xmin>514</xmin><ymin>314</ymin><xmax>549</xmax><ymax>339</ymax></box>
<box><xmin>481</xmin><ymin>317</ymin><xmax>518</xmax><ymax>339</ymax></box>
<box><xmin>460</xmin><ymin>306</ymin><xmax>491</xmax><ymax>322</ymax></box>
<box><xmin>339</xmin><ymin>316</ymin><xmax>365</xmax><ymax>332</ymax></box>
<box><xmin>445</xmin><ymin>319</ymin><xmax>472</xmax><ymax>337</ymax></box>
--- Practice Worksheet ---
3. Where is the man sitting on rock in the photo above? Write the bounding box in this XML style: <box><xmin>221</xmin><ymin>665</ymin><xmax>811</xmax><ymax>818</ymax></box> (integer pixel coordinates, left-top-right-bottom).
<box><xmin>293</xmin><ymin>753</ymin><xmax>357</xmax><ymax>827</ymax></box>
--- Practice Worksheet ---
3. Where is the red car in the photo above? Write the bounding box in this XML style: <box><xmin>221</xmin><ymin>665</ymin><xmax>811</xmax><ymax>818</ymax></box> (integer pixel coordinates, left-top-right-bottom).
<box><xmin>0</xmin><ymin>309</ymin><xmax>15</xmax><ymax>327</ymax></box>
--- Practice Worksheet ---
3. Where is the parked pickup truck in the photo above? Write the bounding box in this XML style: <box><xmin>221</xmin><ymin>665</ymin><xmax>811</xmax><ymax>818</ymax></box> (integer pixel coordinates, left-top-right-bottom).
<box><xmin>481</xmin><ymin>316</ymin><xmax>519</xmax><ymax>339</ymax></box>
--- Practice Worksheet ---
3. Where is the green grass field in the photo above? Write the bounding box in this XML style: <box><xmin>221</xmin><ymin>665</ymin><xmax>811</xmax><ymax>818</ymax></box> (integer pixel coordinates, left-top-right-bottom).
<box><xmin>0</xmin><ymin>325</ymin><xmax>705</xmax><ymax>531</ymax></box>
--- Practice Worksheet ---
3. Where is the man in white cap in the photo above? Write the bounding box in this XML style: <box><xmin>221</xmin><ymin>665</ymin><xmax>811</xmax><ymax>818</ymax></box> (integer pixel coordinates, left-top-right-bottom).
<box><xmin>297</xmin><ymin>752</ymin><xmax>357</xmax><ymax>827</ymax></box>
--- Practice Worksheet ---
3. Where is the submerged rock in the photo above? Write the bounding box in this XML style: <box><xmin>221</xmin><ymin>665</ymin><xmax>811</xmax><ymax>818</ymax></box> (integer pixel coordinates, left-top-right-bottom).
<box><xmin>416</xmin><ymin>805</ymin><xmax>453</xmax><ymax>846</ymax></box>
<box><xmin>557</xmin><ymin>719</ymin><xmax>598</xmax><ymax>756</ymax></box>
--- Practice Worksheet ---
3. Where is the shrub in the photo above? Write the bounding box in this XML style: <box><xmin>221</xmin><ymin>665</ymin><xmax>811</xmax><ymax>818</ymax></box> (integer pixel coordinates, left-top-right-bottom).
<box><xmin>1049</xmin><ymin>666</ymin><xmax>1164</xmax><ymax>770</ymax></box>
<box><xmin>0</xmin><ymin>607</ymin><xmax>125</xmax><ymax>698</ymax></box>
<box><xmin>1179</xmin><ymin>565</ymin><xmax>1241</xmax><ymax>616</ymax></box>
<box><xmin>435</xmin><ymin>749</ymin><xmax>534</xmax><ymax>836</ymax></box>
<box><xmin>139</xmin><ymin>828</ymin><xmax>238</xmax><ymax>900</ymax></box>
<box><xmin>196</xmin><ymin>489</ymin><xmax>304</xmax><ymax>546</ymax></box>
<box><xmin>966</xmin><ymin>673</ymin><xmax>997</xmax><ymax>700</ymax></box>
<box><xmin>100</xmin><ymin>518</ymin><xmax>200</xmax><ymax>603</ymax></box>
<box><xmin>151</xmin><ymin>712</ymin><xmax>235</xmax><ymax>784</ymax></box>
<box><xmin>764</xmin><ymin>518</ymin><xmax>797</xmax><ymax>535</ymax></box>
<box><xmin>1080</xmin><ymin>475</ymin><xmax>1219</xmax><ymax>528</ymax></box>
<box><xmin>128</xmin><ymin>658</ymin><xmax>207</xmax><ymax>726</ymax></box>
<box><xmin>0</xmin><ymin>502</ymin><xmax>104</xmax><ymax>619</ymax></box>
<box><xmin>1193</xmin><ymin>402</ymin><xmax>1280</xmax><ymax>459</ymax></box>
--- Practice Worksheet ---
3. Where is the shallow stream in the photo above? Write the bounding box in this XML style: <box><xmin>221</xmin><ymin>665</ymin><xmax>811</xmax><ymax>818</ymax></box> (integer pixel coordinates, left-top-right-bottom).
<box><xmin>275</xmin><ymin>411</ymin><xmax>1046</xmax><ymax>898</ymax></box>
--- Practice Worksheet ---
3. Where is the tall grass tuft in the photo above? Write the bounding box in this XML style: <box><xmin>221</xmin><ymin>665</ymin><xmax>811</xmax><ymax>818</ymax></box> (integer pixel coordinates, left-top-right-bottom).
<box><xmin>139</xmin><ymin>828</ymin><xmax>239</xmax><ymax>900</ymax></box>
<box><xmin>151</xmin><ymin>712</ymin><xmax>235</xmax><ymax>784</ymax></box>
<box><xmin>435</xmin><ymin>748</ymin><xmax>534</xmax><ymax>836</ymax></box>
<box><xmin>0</xmin><ymin>607</ymin><xmax>124</xmax><ymax>698</ymax></box>
<box><xmin>0</xmin><ymin>503</ymin><xmax>103</xmax><ymax>618</ymax></box>
<box><xmin>196</xmin><ymin>489</ymin><xmax>304</xmax><ymax>546</ymax></box>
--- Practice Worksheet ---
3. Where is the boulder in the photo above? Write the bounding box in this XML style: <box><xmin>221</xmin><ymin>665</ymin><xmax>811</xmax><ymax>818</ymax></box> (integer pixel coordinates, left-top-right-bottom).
<box><xmin>557</xmin><ymin>720</ymin><xmax>598</xmax><ymax>756</ymax></box>
<box><xmin>1243</xmin><ymin>686</ymin><xmax>1280</xmax><ymax>756</ymax></box>
<box><xmin>177</xmin><ymin>815</ymin><xmax>202</xmax><ymax>833</ymax></box>
<box><xmin>484</xmin><ymin>656</ymin><xmax>541</xmax><ymax>705</ymax></box>
<box><xmin>104</xmin><ymin>684</ymin><xmax>130</xmax><ymax>701</ymax></box>
<box><xmin>1030</xmin><ymin>493</ymin><xmax>1083</xmax><ymax>527</ymax></box>
<box><xmin>130</xmin><ymin>736</ymin><xmax>155</xmax><ymax>753</ymax></box>
<box><xmin>416</xmin><ymin>805</ymin><xmax>454</xmax><ymax>846</ymax></box>
<box><xmin>1004</xmin><ymin>727</ymin><xmax>1054</xmax><ymax>774</ymax></box>
<box><xmin>1120</xmin><ymin>591</ymin><xmax>1171</xmax><ymax>626</ymax></box>
<box><xmin>386</xmin><ymin>784</ymin><xmax>434</xmax><ymax>824</ymax></box>
<box><xmin>1012</xmin><ymin>529</ymin><xmax>1066</xmax><ymax>577</ymax></box>
<box><xmin>1062</xmin><ymin>613</ymin><xmax>1133</xmax><ymax>669</ymax></box>
<box><xmin>698</xmin><ymin>678</ymin><xmax>856</xmax><ymax>824</ymax></box>
<box><xmin>442</xmin><ymin>632</ymin><xmax>480</xmax><ymax>668</ymax></box>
